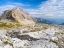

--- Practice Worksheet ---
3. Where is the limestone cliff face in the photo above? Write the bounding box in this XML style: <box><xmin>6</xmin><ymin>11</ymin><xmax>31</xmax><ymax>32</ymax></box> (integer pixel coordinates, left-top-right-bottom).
<box><xmin>0</xmin><ymin>8</ymin><xmax>35</xmax><ymax>25</ymax></box>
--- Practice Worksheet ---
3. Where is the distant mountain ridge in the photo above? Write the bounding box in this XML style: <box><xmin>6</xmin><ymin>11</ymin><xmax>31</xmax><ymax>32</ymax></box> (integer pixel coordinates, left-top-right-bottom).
<box><xmin>33</xmin><ymin>17</ymin><xmax>54</xmax><ymax>24</ymax></box>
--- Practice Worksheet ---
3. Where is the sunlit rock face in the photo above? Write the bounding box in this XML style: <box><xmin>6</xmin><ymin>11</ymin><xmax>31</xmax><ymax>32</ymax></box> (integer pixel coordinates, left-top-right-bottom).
<box><xmin>0</xmin><ymin>8</ymin><xmax>35</xmax><ymax>25</ymax></box>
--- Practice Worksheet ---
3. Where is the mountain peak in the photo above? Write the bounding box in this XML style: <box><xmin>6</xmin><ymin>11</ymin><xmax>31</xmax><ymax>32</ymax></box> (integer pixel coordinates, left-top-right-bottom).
<box><xmin>13</xmin><ymin>7</ymin><xmax>23</xmax><ymax>11</ymax></box>
<box><xmin>0</xmin><ymin>7</ymin><xmax>35</xmax><ymax>25</ymax></box>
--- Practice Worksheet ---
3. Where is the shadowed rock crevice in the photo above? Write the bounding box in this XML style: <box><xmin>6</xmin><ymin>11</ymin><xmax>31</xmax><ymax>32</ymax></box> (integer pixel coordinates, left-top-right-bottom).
<box><xmin>6</xmin><ymin>31</ymin><xmax>39</xmax><ymax>41</ymax></box>
<box><xmin>17</xmin><ymin>35</ymin><xmax>39</xmax><ymax>41</ymax></box>
<box><xmin>0</xmin><ymin>10</ymin><xmax>15</xmax><ymax>20</ymax></box>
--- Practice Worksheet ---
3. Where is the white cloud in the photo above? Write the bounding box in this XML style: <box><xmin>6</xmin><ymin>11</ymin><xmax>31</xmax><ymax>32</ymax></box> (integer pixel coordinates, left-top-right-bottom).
<box><xmin>39</xmin><ymin>0</ymin><xmax>64</xmax><ymax>18</ymax></box>
<box><xmin>0</xmin><ymin>5</ymin><xmax>16</xmax><ymax>14</ymax></box>
<box><xmin>0</xmin><ymin>2</ymin><xmax>30</xmax><ymax>15</ymax></box>
<box><xmin>26</xmin><ymin>0</ymin><xmax>64</xmax><ymax>19</ymax></box>
<box><xmin>7</xmin><ymin>2</ymin><xmax>30</xmax><ymax>6</ymax></box>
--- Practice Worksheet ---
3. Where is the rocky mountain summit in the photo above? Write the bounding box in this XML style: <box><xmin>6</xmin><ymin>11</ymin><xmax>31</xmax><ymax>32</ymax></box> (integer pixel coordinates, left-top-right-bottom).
<box><xmin>0</xmin><ymin>8</ymin><xmax>35</xmax><ymax>25</ymax></box>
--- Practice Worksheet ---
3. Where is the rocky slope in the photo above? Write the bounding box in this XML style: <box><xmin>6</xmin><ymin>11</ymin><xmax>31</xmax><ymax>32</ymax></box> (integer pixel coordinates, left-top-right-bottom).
<box><xmin>0</xmin><ymin>23</ymin><xmax>63</xmax><ymax>48</ymax></box>
<box><xmin>0</xmin><ymin>8</ymin><xmax>35</xmax><ymax>25</ymax></box>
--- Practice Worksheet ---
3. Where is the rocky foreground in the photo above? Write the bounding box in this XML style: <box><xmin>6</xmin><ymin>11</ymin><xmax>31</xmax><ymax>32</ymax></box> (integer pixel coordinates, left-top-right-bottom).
<box><xmin>0</xmin><ymin>23</ymin><xmax>64</xmax><ymax>48</ymax></box>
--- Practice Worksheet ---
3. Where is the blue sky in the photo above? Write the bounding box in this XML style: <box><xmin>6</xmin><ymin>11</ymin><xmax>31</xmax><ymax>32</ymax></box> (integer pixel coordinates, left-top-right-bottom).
<box><xmin>0</xmin><ymin>0</ymin><xmax>47</xmax><ymax>9</ymax></box>
<box><xmin>0</xmin><ymin>0</ymin><xmax>47</xmax><ymax>14</ymax></box>
<box><xmin>0</xmin><ymin>0</ymin><xmax>64</xmax><ymax>23</ymax></box>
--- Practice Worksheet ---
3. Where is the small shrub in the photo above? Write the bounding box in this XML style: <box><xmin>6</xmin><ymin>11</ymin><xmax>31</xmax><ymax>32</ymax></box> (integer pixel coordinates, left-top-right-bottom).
<box><xmin>3</xmin><ymin>41</ymin><xmax>13</xmax><ymax>46</ymax></box>
<box><xmin>3</xmin><ymin>41</ymin><xmax>9</xmax><ymax>45</ymax></box>
<box><xmin>43</xmin><ymin>27</ymin><xmax>48</xmax><ymax>29</ymax></box>
<box><xmin>23</xmin><ymin>30</ymin><xmax>29</xmax><ymax>33</ymax></box>
<box><xmin>15</xmin><ymin>23</ymin><xmax>22</xmax><ymax>27</ymax></box>
<box><xmin>30</xmin><ymin>29</ymin><xmax>36</xmax><ymax>32</ymax></box>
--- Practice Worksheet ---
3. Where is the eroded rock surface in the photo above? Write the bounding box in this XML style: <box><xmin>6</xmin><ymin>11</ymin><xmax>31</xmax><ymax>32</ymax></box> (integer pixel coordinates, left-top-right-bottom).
<box><xmin>0</xmin><ymin>8</ymin><xmax>35</xmax><ymax>25</ymax></box>
<box><xmin>0</xmin><ymin>24</ymin><xmax>63</xmax><ymax>48</ymax></box>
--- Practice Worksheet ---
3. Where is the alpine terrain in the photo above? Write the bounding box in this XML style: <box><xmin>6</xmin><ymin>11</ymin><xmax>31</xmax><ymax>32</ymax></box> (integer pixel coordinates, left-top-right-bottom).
<box><xmin>0</xmin><ymin>8</ymin><xmax>63</xmax><ymax>48</ymax></box>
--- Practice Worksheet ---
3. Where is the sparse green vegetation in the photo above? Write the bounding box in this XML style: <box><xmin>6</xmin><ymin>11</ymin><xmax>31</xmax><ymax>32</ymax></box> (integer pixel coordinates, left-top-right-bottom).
<box><xmin>0</xmin><ymin>21</ymin><xmax>22</xmax><ymax>29</ymax></box>
<box><xmin>30</xmin><ymin>29</ymin><xmax>36</xmax><ymax>32</ymax></box>
<box><xmin>49</xmin><ymin>39</ymin><xmax>61</xmax><ymax>48</ymax></box>
<box><xmin>3</xmin><ymin>41</ymin><xmax>13</xmax><ymax>46</ymax></box>
<box><xmin>43</xmin><ymin>27</ymin><xmax>48</xmax><ymax>29</ymax></box>
<box><xmin>30</xmin><ymin>28</ymin><xmax>40</xmax><ymax>32</ymax></box>
<box><xmin>49</xmin><ymin>40</ymin><xmax>58</xmax><ymax>45</ymax></box>
<box><xmin>3</xmin><ymin>41</ymin><xmax>9</xmax><ymax>45</ymax></box>
<box><xmin>54</xmin><ymin>32</ymin><xmax>64</xmax><ymax>43</ymax></box>
<box><xmin>55</xmin><ymin>32</ymin><xmax>64</xmax><ymax>35</ymax></box>
<box><xmin>15</xmin><ymin>23</ymin><xmax>22</xmax><ymax>27</ymax></box>
<box><xmin>23</xmin><ymin>30</ymin><xmax>29</xmax><ymax>33</ymax></box>
<box><xmin>0</xmin><ymin>22</ymin><xmax>14</xmax><ymax>28</ymax></box>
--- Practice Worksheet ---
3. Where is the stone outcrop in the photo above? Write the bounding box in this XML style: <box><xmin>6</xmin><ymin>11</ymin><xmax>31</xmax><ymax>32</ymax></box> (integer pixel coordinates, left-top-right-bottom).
<box><xmin>0</xmin><ymin>8</ymin><xmax>35</xmax><ymax>25</ymax></box>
